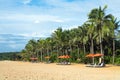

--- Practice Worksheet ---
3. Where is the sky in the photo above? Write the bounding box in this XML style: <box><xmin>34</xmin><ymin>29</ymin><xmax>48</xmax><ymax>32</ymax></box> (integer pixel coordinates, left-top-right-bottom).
<box><xmin>0</xmin><ymin>0</ymin><xmax>120</xmax><ymax>52</ymax></box>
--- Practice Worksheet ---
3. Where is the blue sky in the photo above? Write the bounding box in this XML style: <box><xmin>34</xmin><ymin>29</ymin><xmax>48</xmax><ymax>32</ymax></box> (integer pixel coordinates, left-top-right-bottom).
<box><xmin>0</xmin><ymin>0</ymin><xmax>120</xmax><ymax>52</ymax></box>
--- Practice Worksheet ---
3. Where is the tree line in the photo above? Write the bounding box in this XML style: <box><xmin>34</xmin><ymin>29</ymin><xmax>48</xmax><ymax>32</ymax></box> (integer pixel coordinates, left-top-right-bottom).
<box><xmin>0</xmin><ymin>52</ymin><xmax>21</xmax><ymax>60</ymax></box>
<box><xmin>20</xmin><ymin>6</ymin><xmax>120</xmax><ymax>64</ymax></box>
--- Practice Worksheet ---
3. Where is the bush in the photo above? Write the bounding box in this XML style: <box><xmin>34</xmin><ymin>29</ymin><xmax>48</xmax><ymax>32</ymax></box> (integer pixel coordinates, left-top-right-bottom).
<box><xmin>115</xmin><ymin>56</ymin><xmax>120</xmax><ymax>65</ymax></box>
<box><xmin>104</xmin><ymin>56</ymin><xmax>111</xmax><ymax>64</ymax></box>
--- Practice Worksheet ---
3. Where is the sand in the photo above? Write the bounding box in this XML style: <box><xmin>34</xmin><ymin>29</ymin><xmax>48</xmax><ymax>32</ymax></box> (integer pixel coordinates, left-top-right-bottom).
<box><xmin>0</xmin><ymin>61</ymin><xmax>120</xmax><ymax>80</ymax></box>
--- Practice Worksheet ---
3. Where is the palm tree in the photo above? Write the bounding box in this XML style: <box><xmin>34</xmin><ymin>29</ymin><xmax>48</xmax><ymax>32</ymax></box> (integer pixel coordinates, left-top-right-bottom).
<box><xmin>25</xmin><ymin>39</ymin><xmax>37</xmax><ymax>57</ymax></box>
<box><xmin>72</xmin><ymin>28</ymin><xmax>81</xmax><ymax>59</ymax></box>
<box><xmin>52</xmin><ymin>27</ymin><xmax>63</xmax><ymax>62</ymax></box>
<box><xmin>109</xmin><ymin>15</ymin><xmax>120</xmax><ymax>64</ymax></box>
<box><xmin>37</xmin><ymin>39</ymin><xmax>46</xmax><ymax>62</ymax></box>
<box><xmin>87</xmin><ymin>22</ymin><xmax>96</xmax><ymax>54</ymax></box>
<box><xmin>80</xmin><ymin>25</ymin><xmax>88</xmax><ymax>54</ymax></box>
<box><xmin>88</xmin><ymin>5</ymin><xmax>112</xmax><ymax>55</ymax></box>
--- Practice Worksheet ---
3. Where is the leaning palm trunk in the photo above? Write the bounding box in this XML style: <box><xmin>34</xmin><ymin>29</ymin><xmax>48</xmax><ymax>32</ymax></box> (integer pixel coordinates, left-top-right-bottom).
<box><xmin>90</xmin><ymin>38</ymin><xmax>94</xmax><ymax>53</ymax></box>
<box><xmin>57</xmin><ymin>47</ymin><xmax>59</xmax><ymax>63</ymax></box>
<box><xmin>112</xmin><ymin>38</ymin><xmax>115</xmax><ymax>64</ymax></box>
<box><xmin>99</xmin><ymin>29</ymin><xmax>103</xmax><ymax>55</ymax></box>
<box><xmin>83</xmin><ymin>43</ymin><xmax>86</xmax><ymax>54</ymax></box>
<box><xmin>100</xmin><ymin>36</ymin><xmax>103</xmax><ymax>54</ymax></box>
<box><xmin>99</xmin><ymin>30</ymin><xmax>103</xmax><ymax>63</ymax></box>
<box><xmin>69</xmin><ymin>44</ymin><xmax>72</xmax><ymax>55</ymax></box>
<box><xmin>47</xmin><ymin>48</ymin><xmax>49</xmax><ymax>56</ymax></box>
<box><xmin>77</xmin><ymin>45</ymin><xmax>80</xmax><ymax>59</ymax></box>
<box><xmin>41</xmin><ymin>50</ymin><xmax>43</xmax><ymax>62</ymax></box>
<box><xmin>90</xmin><ymin>38</ymin><xmax>94</xmax><ymax>64</ymax></box>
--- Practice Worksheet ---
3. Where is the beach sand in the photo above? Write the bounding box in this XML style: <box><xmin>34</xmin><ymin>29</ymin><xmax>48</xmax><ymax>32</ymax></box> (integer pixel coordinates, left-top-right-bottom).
<box><xmin>0</xmin><ymin>61</ymin><xmax>119</xmax><ymax>80</ymax></box>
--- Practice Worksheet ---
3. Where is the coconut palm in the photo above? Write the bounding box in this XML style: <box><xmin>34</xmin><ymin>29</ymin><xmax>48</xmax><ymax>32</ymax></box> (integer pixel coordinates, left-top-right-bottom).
<box><xmin>80</xmin><ymin>24</ymin><xmax>88</xmax><ymax>54</ymax></box>
<box><xmin>88</xmin><ymin>5</ymin><xmax>113</xmax><ymax>55</ymax></box>
<box><xmin>37</xmin><ymin>39</ymin><xmax>46</xmax><ymax>62</ymax></box>
<box><xmin>109</xmin><ymin>15</ymin><xmax>120</xmax><ymax>64</ymax></box>
<box><xmin>25</xmin><ymin>39</ymin><xmax>37</xmax><ymax>57</ymax></box>
<box><xmin>52</xmin><ymin>27</ymin><xmax>64</xmax><ymax>62</ymax></box>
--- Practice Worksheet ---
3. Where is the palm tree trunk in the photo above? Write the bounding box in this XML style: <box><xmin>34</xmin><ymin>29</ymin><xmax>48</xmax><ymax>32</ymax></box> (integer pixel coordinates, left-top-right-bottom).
<box><xmin>90</xmin><ymin>38</ymin><xmax>94</xmax><ymax>53</ymax></box>
<box><xmin>91</xmin><ymin>39</ymin><xmax>94</xmax><ymax>64</ymax></box>
<box><xmin>83</xmin><ymin>43</ymin><xmax>86</xmax><ymax>54</ymax></box>
<box><xmin>77</xmin><ymin>45</ymin><xmax>80</xmax><ymax>59</ymax></box>
<box><xmin>69</xmin><ymin>45</ymin><xmax>72</xmax><ymax>55</ymax></box>
<box><xmin>40</xmin><ymin>52</ymin><xmax>42</xmax><ymax>62</ymax></box>
<box><xmin>112</xmin><ymin>39</ymin><xmax>115</xmax><ymax>64</ymax></box>
<box><xmin>99</xmin><ymin>31</ymin><xmax>103</xmax><ymax>54</ymax></box>
<box><xmin>57</xmin><ymin>47</ymin><xmax>59</xmax><ymax>63</ymax></box>
<box><xmin>47</xmin><ymin>48</ymin><xmax>49</xmax><ymax>56</ymax></box>
<box><xmin>100</xmin><ymin>37</ymin><xmax>103</xmax><ymax>54</ymax></box>
<box><xmin>100</xmin><ymin>31</ymin><xmax>103</xmax><ymax>63</ymax></box>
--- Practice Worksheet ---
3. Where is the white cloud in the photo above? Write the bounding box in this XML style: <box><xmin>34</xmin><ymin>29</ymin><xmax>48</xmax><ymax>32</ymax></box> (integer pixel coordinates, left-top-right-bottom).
<box><xmin>23</xmin><ymin>0</ymin><xmax>32</xmax><ymax>5</ymax></box>
<box><xmin>19</xmin><ymin>32</ymin><xmax>45</xmax><ymax>37</ymax></box>
<box><xmin>0</xmin><ymin>14</ymin><xmax>65</xmax><ymax>23</ymax></box>
<box><xmin>8</xmin><ymin>43</ymin><xmax>24</xmax><ymax>49</ymax></box>
<box><xmin>34</xmin><ymin>20</ymin><xmax>40</xmax><ymax>23</ymax></box>
<box><xmin>54</xmin><ymin>19</ymin><xmax>64</xmax><ymax>23</ymax></box>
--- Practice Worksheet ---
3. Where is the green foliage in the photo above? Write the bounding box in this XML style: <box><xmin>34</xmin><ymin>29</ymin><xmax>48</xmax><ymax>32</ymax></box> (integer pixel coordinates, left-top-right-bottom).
<box><xmin>19</xmin><ymin>5</ymin><xmax>120</xmax><ymax>64</ymax></box>
<box><xmin>115</xmin><ymin>56</ymin><xmax>120</xmax><ymax>65</ymax></box>
<box><xmin>0</xmin><ymin>52</ymin><xmax>21</xmax><ymax>60</ymax></box>
<box><xmin>104</xmin><ymin>56</ymin><xmax>111</xmax><ymax>64</ymax></box>
<box><xmin>50</xmin><ymin>53</ymin><xmax>57</xmax><ymax>62</ymax></box>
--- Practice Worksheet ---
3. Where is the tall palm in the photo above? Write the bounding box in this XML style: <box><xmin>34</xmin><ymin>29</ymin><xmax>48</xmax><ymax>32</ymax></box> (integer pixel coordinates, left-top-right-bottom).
<box><xmin>88</xmin><ymin>5</ymin><xmax>111</xmax><ymax>55</ymax></box>
<box><xmin>25</xmin><ymin>39</ymin><xmax>37</xmax><ymax>58</ymax></box>
<box><xmin>52</xmin><ymin>27</ymin><xmax>63</xmax><ymax>62</ymax></box>
<box><xmin>78</xmin><ymin>25</ymin><xmax>88</xmax><ymax>54</ymax></box>
<box><xmin>37</xmin><ymin>39</ymin><xmax>46</xmax><ymax>62</ymax></box>
<box><xmin>72</xmin><ymin>28</ymin><xmax>81</xmax><ymax>59</ymax></box>
<box><xmin>87</xmin><ymin>22</ymin><xmax>96</xmax><ymax>54</ymax></box>
<box><xmin>82</xmin><ymin>26</ymin><xmax>88</xmax><ymax>54</ymax></box>
<box><xmin>69</xmin><ymin>29</ymin><xmax>75</xmax><ymax>53</ymax></box>
<box><xmin>45</xmin><ymin>37</ymin><xmax>53</xmax><ymax>57</ymax></box>
<box><xmin>109</xmin><ymin>15</ymin><xmax>120</xmax><ymax>64</ymax></box>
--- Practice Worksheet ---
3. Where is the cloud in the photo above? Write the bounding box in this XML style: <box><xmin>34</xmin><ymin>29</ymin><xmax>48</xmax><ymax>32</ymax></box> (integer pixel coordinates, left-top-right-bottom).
<box><xmin>34</xmin><ymin>20</ymin><xmax>40</xmax><ymax>23</ymax></box>
<box><xmin>0</xmin><ymin>14</ymin><xmax>65</xmax><ymax>23</ymax></box>
<box><xmin>8</xmin><ymin>44</ymin><xmax>17</xmax><ymax>49</ymax></box>
<box><xmin>23</xmin><ymin>0</ymin><xmax>32</xmax><ymax>5</ymax></box>
<box><xmin>19</xmin><ymin>32</ymin><xmax>44</xmax><ymax>37</ymax></box>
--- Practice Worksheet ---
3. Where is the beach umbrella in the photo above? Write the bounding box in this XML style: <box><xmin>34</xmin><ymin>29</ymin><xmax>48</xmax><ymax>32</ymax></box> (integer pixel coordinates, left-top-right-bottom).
<box><xmin>86</xmin><ymin>53</ymin><xmax>104</xmax><ymax>64</ymax></box>
<box><xmin>61</xmin><ymin>55</ymin><xmax>66</xmax><ymax>58</ymax></box>
<box><xmin>86</xmin><ymin>53</ymin><xmax>95</xmax><ymax>64</ymax></box>
<box><xmin>58</xmin><ymin>55</ymin><xmax>66</xmax><ymax>59</ymax></box>
<box><xmin>85</xmin><ymin>53</ymin><xmax>94</xmax><ymax>58</ymax></box>
<box><xmin>58</xmin><ymin>55</ymin><xmax>63</xmax><ymax>58</ymax></box>
<box><xmin>94</xmin><ymin>53</ymin><xmax>104</xmax><ymax>63</ymax></box>
<box><xmin>58</xmin><ymin>55</ymin><xmax>70</xmax><ymax>59</ymax></box>
<box><xmin>94</xmin><ymin>53</ymin><xmax>103</xmax><ymax>57</ymax></box>
<box><xmin>64</xmin><ymin>55</ymin><xmax>70</xmax><ymax>58</ymax></box>
<box><xmin>30</xmin><ymin>57</ymin><xmax>38</xmax><ymax>61</ymax></box>
<box><xmin>45</xmin><ymin>56</ymin><xmax>50</xmax><ymax>63</ymax></box>
<box><xmin>45</xmin><ymin>56</ymin><xmax>50</xmax><ymax>59</ymax></box>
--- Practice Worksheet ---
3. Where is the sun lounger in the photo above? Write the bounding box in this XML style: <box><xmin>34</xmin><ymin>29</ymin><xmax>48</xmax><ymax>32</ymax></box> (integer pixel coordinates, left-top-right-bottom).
<box><xmin>93</xmin><ymin>62</ymin><xmax>105</xmax><ymax>67</ymax></box>
<box><xmin>86</xmin><ymin>63</ymin><xmax>105</xmax><ymax>67</ymax></box>
<box><xmin>86</xmin><ymin>64</ymin><xmax>94</xmax><ymax>67</ymax></box>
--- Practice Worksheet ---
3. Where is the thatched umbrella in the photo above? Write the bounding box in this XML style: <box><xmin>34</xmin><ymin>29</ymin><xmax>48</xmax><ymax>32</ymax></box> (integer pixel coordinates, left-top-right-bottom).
<box><xmin>86</xmin><ymin>53</ymin><xmax>104</xmax><ymax>64</ymax></box>
<box><xmin>64</xmin><ymin>55</ymin><xmax>70</xmax><ymax>59</ymax></box>
<box><xmin>94</xmin><ymin>53</ymin><xmax>103</xmax><ymax>57</ymax></box>
<box><xmin>30</xmin><ymin>57</ymin><xmax>38</xmax><ymax>62</ymax></box>
<box><xmin>45</xmin><ymin>56</ymin><xmax>50</xmax><ymax>59</ymax></box>
<box><xmin>86</xmin><ymin>53</ymin><xmax>95</xmax><ymax>64</ymax></box>
<box><xmin>94</xmin><ymin>53</ymin><xmax>104</xmax><ymax>63</ymax></box>
<box><xmin>45</xmin><ymin>56</ymin><xmax>50</xmax><ymax>63</ymax></box>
